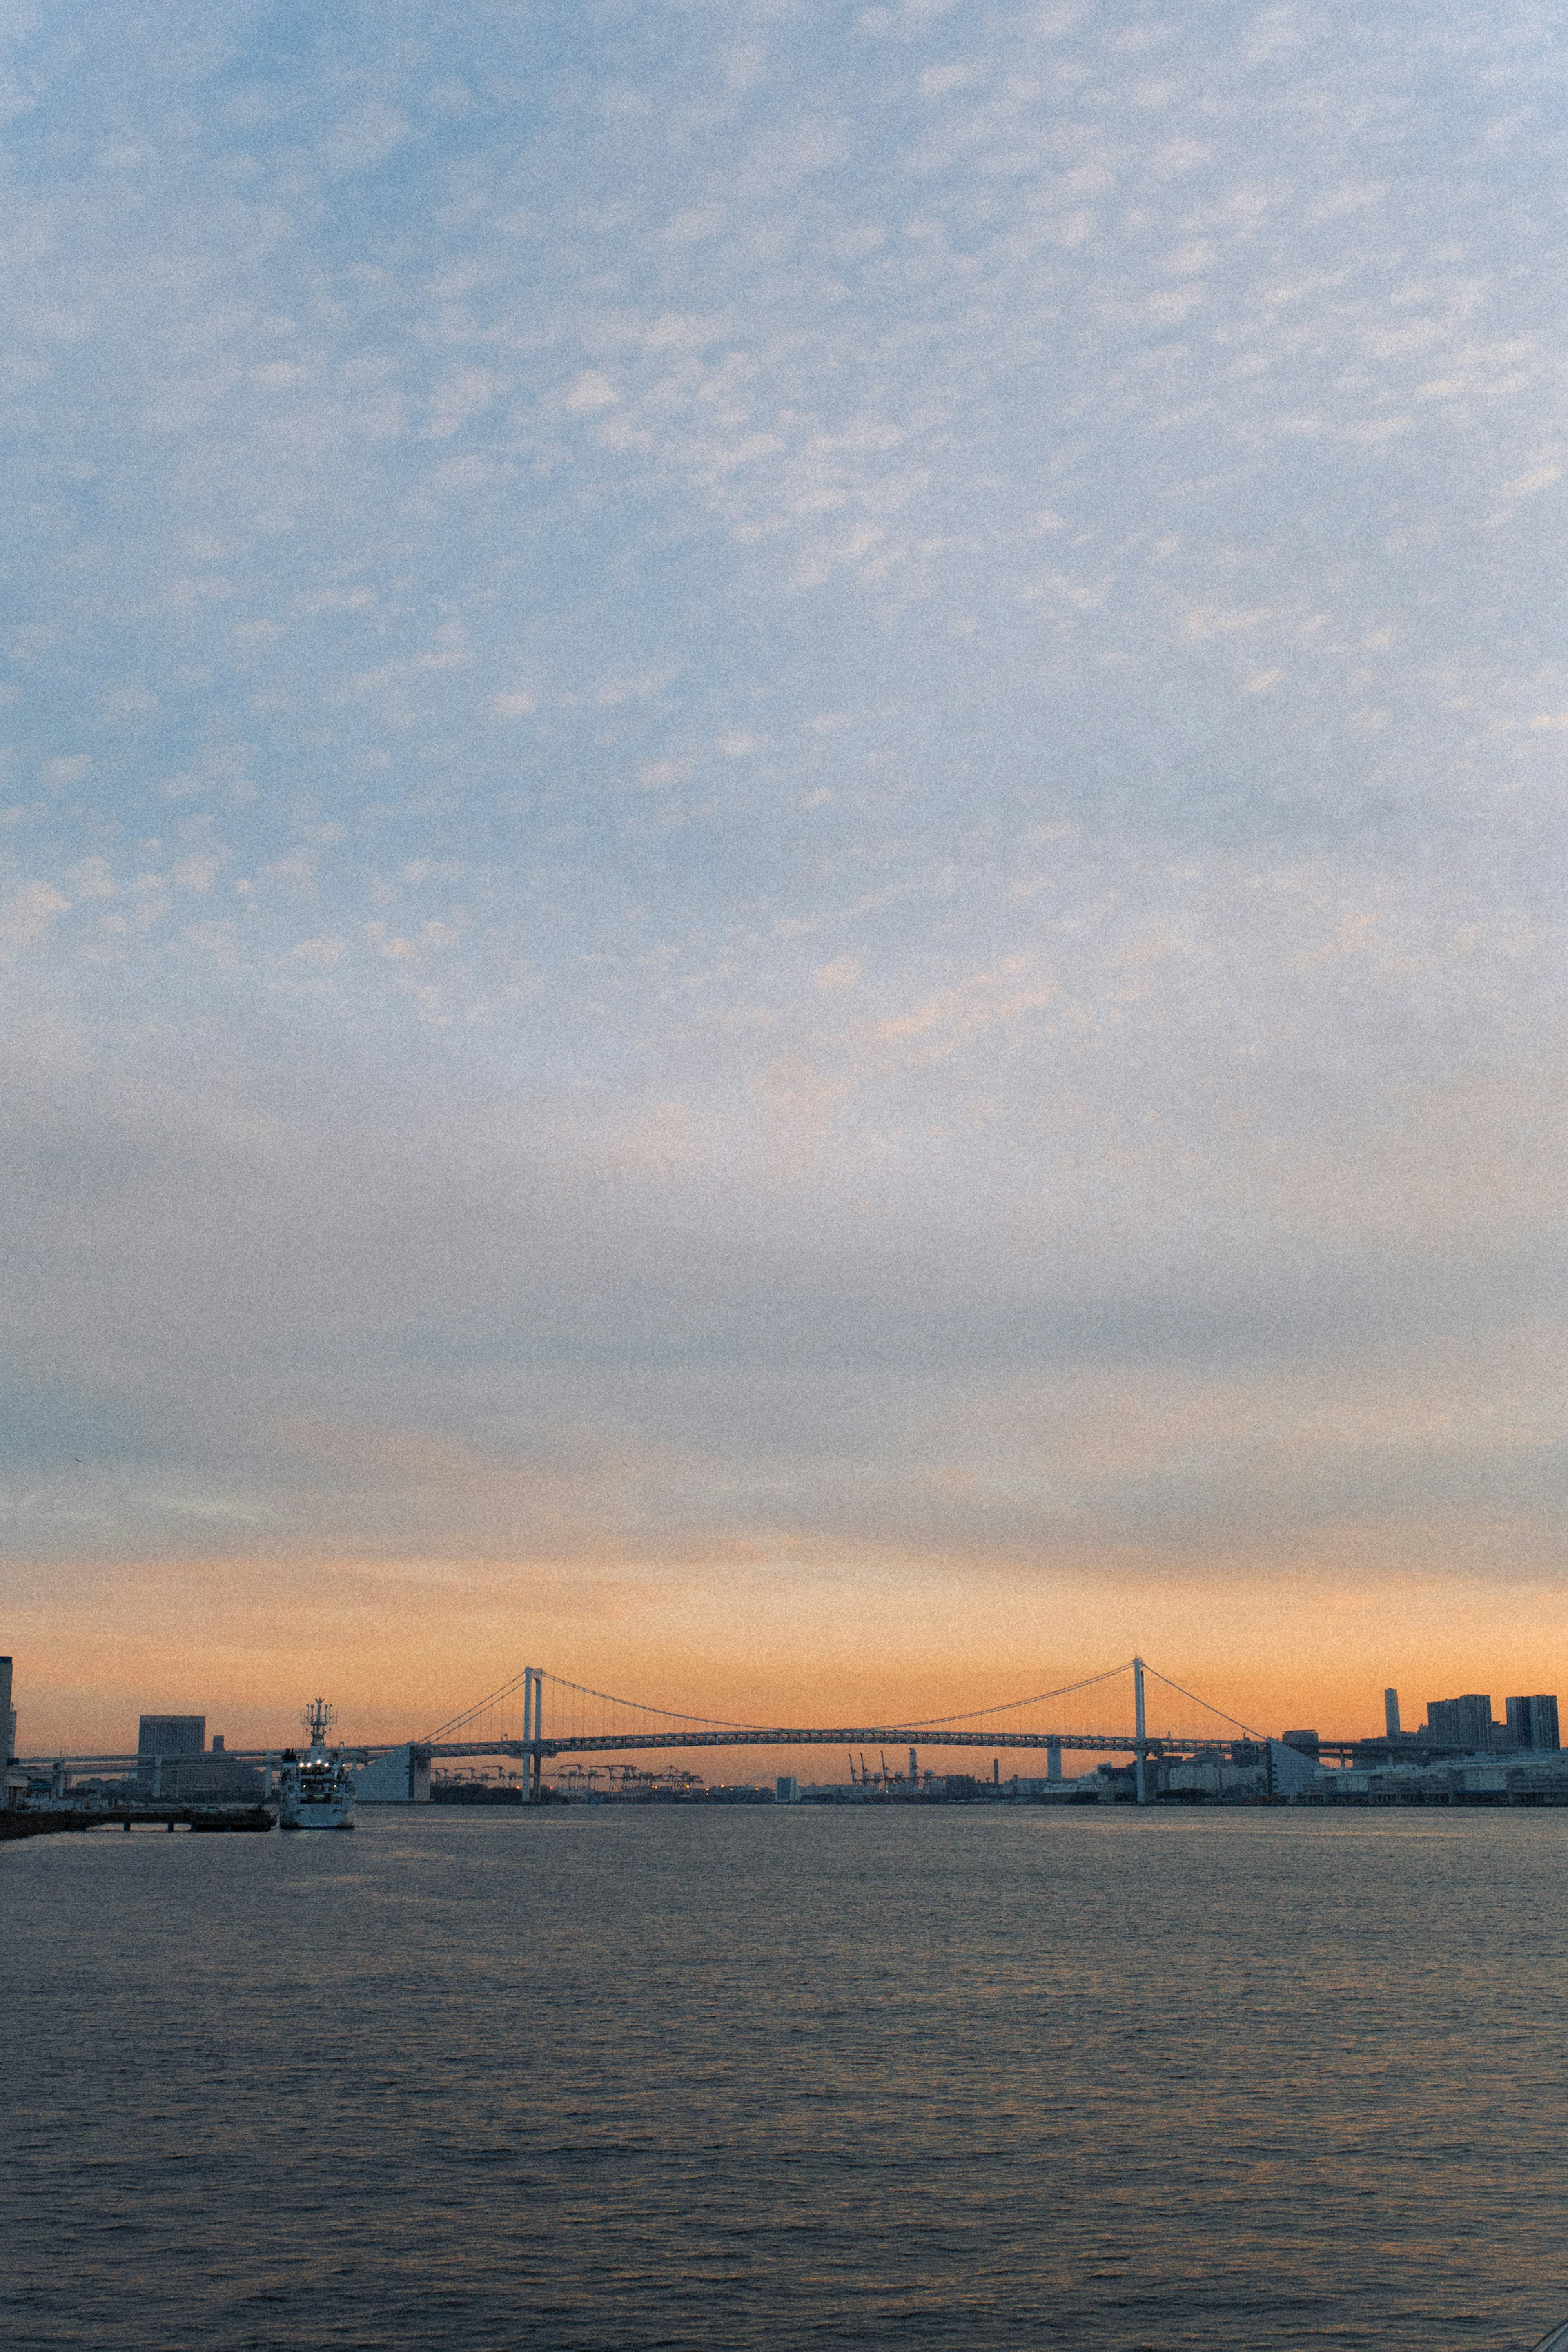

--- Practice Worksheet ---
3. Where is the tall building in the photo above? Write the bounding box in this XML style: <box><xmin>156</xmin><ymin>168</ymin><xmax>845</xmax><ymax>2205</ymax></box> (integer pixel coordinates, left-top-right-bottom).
<box><xmin>1424</xmin><ymin>1694</ymin><xmax>1495</xmax><ymax>1752</ymax></box>
<box><xmin>137</xmin><ymin>1715</ymin><xmax>205</xmax><ymax>1758</ymax></box>
<box><xmin>0</xmin><ymin>1655</ymin><xmax>13</xmax><ymax>1760</ymax></box>
<box><xmin>1506</xmin><ymin>1695</ymin><xmax>1561</xmax><ymax>1752</ymax></box>
<box><xmin>1384</xmin><ymin>1688</ymin><xmax>1401</xmax><ymax>1740</ymax></box>
<box><xmin>135</xmin><ymin>1714</ymin><xmax>261</xmax><ymax>1798</ymax></box>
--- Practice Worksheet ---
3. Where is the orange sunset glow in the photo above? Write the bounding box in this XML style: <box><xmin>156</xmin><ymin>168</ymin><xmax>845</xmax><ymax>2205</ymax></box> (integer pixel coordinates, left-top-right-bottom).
<box><xmin>13</xmin><ymin>1539</ymin><xmax>1568</xmax><ymax>1777</ymax></box>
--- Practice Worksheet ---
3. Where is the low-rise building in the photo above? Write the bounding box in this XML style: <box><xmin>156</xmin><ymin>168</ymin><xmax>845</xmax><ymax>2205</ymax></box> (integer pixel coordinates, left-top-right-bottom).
<box><xmin>354</xmin><ymin>1744</ymin><xmax>432</xmax><ymax>1802</ymax></box>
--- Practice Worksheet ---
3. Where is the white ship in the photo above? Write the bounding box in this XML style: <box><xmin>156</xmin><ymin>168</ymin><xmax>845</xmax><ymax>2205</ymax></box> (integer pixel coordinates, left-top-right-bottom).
<box><xmin>277</xmin><ymin>1700</ymin><xmax>356</xmax><ymax>1831</ymax></box>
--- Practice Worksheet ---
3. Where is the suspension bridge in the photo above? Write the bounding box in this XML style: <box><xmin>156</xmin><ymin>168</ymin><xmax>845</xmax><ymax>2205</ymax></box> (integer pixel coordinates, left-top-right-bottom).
<box><xmin>22</xmin><ymin>1657</ymin><xmax>1348</xmax><ymax>1805</ymax></box>
<box><xmin>419</xmin><ymin>1656</ymin><xmax>1280</xmax><ymax>1804</ymax></box>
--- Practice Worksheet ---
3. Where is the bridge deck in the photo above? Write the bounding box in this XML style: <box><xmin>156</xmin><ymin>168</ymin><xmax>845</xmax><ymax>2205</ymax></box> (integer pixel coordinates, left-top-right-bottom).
<box><xmin>18</xmin><ymin>1731</ymin><xmax>1450</xmax><ymax>1769</ymax></box>
<box><xmin>431</xmin><ymin>1726</ymin><xmax>1232</xmax><ymax>1760</ymax></box>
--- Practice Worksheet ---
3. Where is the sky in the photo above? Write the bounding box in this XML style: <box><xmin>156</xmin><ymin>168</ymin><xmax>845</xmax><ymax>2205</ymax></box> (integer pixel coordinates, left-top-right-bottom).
<box><xmin>4</xmin><ymin>0</ymin><xmax>1568</xmax><ymax>1759</ymax></box>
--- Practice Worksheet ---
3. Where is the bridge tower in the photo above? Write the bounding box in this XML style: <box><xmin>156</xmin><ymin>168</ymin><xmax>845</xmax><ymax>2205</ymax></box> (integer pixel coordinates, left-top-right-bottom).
<box><xmin>1133</xmin><ymin>1655</ymin><xmax>1148</xmax><ymax>1804</ymax></box>
<box><xmin>521</xmin><ymin>1666</ymin><xmax>543</xmax><ymax>1802</ymax></box>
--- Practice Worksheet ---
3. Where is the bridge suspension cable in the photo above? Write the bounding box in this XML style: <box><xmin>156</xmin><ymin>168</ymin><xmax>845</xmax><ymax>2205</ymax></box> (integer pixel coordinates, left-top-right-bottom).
<box><xmin>892</xmin><ymin>1660</ymin><xmax>1136</xmax><ymax>1729</ymax></box>
<box><xmin>426</xmin><ymin>1666</ymin><xmax>768</xmax><ymax>1746</ymax></box>
<box><xmin>425</xmin><ymin>1667</ymin><xmax>533</xmax><ymax>1744</ymax></box>
<box><xmin>541</xmin><ymin>1673</ymin><xmax>766</xmax><ymax>1731</ymax></box>
<box><xmin>1139</xmin><ymin>1661</ymin><xmax>1265</xmax><ymax>1742</ymax></box>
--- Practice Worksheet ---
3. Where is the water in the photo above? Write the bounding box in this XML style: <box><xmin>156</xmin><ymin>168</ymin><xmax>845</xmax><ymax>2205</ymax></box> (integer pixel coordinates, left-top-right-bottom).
<box><xmin>6</xmin><ymin>1804</ymin><xmax>1567</xmax><ymax>2351</ymax></box>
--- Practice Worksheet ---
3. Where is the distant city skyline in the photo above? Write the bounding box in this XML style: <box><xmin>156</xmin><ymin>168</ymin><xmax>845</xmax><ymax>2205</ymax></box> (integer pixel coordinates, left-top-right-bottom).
<box><xmin>5</xmin><ymin>2</ymin><xmax>1568</xmax><ymax>1747</ymax></box>
<box><xmin>11</xmin><ymin>1641</ymin><xmax>1568</xmax><ymax>1788</ymax></box>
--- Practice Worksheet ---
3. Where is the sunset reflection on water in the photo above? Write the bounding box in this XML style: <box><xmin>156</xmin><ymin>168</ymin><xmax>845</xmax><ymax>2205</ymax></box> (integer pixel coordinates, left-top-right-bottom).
<box><xmin>7</xmin><ymin>1805</ymin><xmax>1567</xmax><ymax>2350</ymax></box>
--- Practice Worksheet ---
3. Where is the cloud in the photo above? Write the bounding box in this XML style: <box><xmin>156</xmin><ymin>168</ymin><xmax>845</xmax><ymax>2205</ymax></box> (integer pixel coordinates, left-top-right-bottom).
<box><xmin>4</xmin><ymin>0</ymin><xmax>1568</xmax><ymax>1738</ymax></box>
<box><xmin>564</xmin><ymin>370</ymin><xmax>619</xmax><ymax>413</ymax></box>
<box><xmin>321</xmin><ymin>99</ymin><xmax>412</xmax><ymax>178</ymax></box>
<box><xmin>0</xmin><ymin>882</ymin><xmax>69</xmax><ymax>957</ymax></box>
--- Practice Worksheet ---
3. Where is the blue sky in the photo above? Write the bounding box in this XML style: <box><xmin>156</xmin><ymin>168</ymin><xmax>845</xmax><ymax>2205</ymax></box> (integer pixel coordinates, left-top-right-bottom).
<box><xmin>5</xmin><ymin>0</ymin><xmax>1568</xmax><ymax>1738</ymax></box>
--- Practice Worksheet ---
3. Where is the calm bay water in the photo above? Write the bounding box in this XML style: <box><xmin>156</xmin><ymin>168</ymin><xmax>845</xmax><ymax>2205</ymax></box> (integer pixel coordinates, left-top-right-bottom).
<box><xmin>6</xmin><ymin>1804</ymin><xmax>1568</xmax><ymax>2351</ymax></box>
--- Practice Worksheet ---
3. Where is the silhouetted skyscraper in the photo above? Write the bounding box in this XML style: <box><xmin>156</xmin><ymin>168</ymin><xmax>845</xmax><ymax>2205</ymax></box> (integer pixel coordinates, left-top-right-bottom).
<box><xmin>1425</xmin><ymin>1695</ymin><xmax>1494</xmax><ymax>1751</ymax></box>
<box><xmin>1505</xmin><ymin>1695</ymin><xmax>1560</xmax><ymax>1752</ymax></box>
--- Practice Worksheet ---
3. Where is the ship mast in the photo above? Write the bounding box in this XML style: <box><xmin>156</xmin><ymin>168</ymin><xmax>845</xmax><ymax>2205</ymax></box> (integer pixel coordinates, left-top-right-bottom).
<box><xmin>301</xmin><ymin>1698</ymin><xmax>336</xmax><ymax>1749</ymax></box>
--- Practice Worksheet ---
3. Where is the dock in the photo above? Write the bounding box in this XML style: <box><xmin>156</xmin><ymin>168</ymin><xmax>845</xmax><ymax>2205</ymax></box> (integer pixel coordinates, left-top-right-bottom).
<box><xmin>1</xmin><ymin>1802</ymin><xmax>275</xmax><ymax>1840</ymax></box>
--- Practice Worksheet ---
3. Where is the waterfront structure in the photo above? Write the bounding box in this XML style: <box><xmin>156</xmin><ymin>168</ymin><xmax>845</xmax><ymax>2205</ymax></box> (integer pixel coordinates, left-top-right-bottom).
<box><xmin>354</xmin><ymin>1743</ymin><xmax>432</xmax><ymax>1803</ymax></box>
<box><xmin>1424</xmin><ymin>1694</ymin><xmax>1494</xmax><ymax>1751</ymax></box>
<box><xmin>1506</xmin><ymin>1695</ymin><xmax>1561</xmax><ymax>1751</ymax></box>
<box><xmin>1165</xmin><ymin>1757</ymin><xmax>1266</xmax><ymax>1799</ymax></box>
<box><xmin>1303</xmin><ymin>1753</ymin><xmax>1568</xmax><ymax>1805</ymax></box>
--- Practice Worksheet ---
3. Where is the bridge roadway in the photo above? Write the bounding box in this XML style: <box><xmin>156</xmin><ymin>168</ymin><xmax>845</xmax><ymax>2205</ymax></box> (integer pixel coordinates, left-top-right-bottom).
<box><xmin>438</xmin><ymin>1733</ymin><xmax>1467</xmax><ymax>1767</ymax></box>
<box><xmin>430</xmin><ymin>1726</ymin><xmax>1238</xmax><ymax>1761</ymax></box>
<box><xmin>20</xmin><ymin>1726</ymin><xmax>1228</xmax><ymax>1775</ymax></box>
<box><xmin>18</xmin><ymin>1733</ymin><xmax>1448</xmax><ymax>1771</ymax></box>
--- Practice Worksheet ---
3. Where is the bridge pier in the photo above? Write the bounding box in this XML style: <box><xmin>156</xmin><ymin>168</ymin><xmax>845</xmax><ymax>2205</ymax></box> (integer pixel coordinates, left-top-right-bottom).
<box><xmin>1134</xmin><ymin>1657</ymin><xmax>1148</xmax><ymax>1805</ymax></box>
<box><xmin>521</xmin><ymin>1667</ymin><xmax>543</xmax><ymax>1802</ymax></box>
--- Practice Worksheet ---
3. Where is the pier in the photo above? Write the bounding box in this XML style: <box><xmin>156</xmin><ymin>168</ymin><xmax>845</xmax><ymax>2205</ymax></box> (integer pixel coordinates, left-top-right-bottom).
<box><xmin>0</xmin><ymin>1801</ymin><xmax>274</xmax><ymax>1841</ymax></box>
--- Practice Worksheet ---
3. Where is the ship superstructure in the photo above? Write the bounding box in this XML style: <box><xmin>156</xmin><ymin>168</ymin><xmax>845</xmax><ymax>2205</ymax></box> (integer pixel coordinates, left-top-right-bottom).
<box><xmin>277</xmin><ymin>1699</ymin><xmax>355</xmax><ymax>1831</ymax></box>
